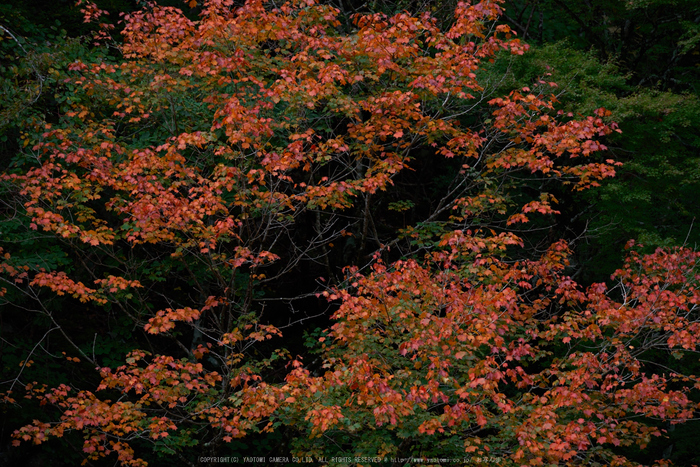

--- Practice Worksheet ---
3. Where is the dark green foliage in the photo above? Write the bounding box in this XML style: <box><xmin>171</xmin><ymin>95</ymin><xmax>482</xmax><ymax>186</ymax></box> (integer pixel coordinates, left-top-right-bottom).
<box><xmin>483</xmin><ymin>41</ymin><xmax>700</xmax><ymax>282</ymax></box>
<box><xmin>503</xmin><ymin>0</ymin><xmax>700</xmax><ymax>91</ymax></box>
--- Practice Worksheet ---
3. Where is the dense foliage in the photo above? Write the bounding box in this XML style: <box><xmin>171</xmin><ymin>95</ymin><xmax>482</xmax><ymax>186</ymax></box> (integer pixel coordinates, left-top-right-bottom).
<box><xmin>497</xmin><ymin>0</ymin><xmax>700</xmax><ymax>282</ymax></box>
<box><xmin>1</xmin><ymin>0</ymin><xmax>699</xmax><ymax>466</ymax></box>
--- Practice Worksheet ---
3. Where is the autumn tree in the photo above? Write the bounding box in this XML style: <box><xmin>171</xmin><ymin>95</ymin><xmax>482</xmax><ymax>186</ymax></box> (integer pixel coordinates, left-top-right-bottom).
<box><xmin>1</xmin><ymin>0</ymin><xmax>698</xmax><ymax>465</ymax></box>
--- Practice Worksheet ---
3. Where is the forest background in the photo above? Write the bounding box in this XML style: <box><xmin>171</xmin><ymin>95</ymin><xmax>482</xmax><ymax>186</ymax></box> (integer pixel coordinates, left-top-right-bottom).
<box><xmin>1</xmin><ymin>0</ymin><xmax>700</xmax><ymax>465</ymax></box>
